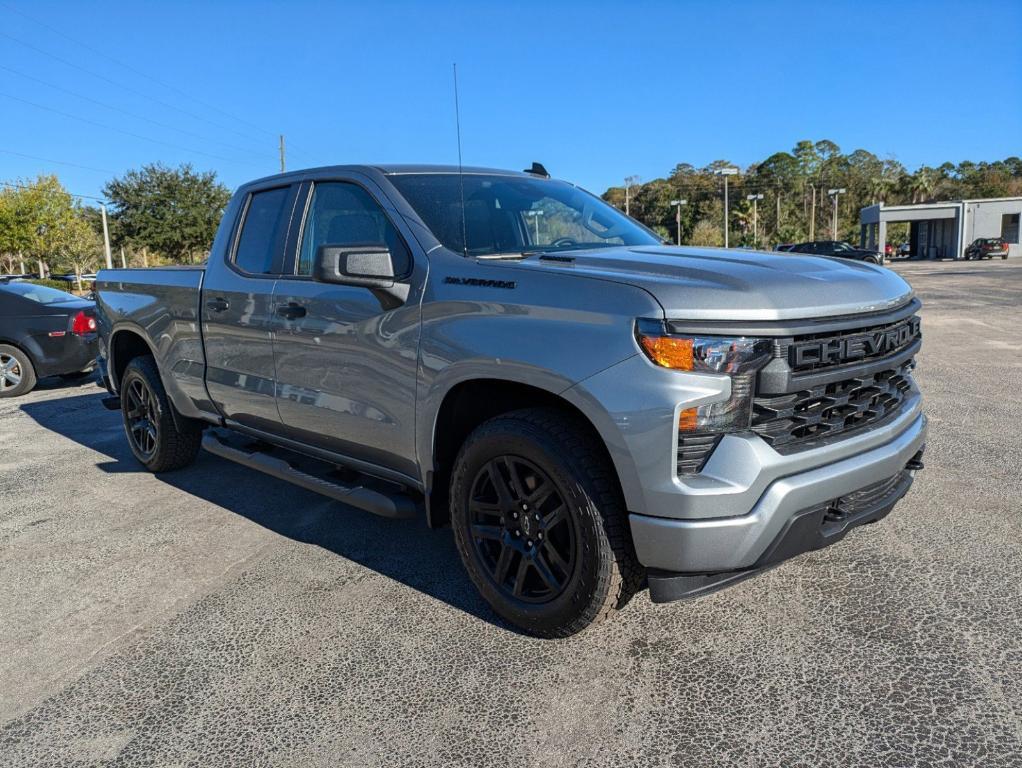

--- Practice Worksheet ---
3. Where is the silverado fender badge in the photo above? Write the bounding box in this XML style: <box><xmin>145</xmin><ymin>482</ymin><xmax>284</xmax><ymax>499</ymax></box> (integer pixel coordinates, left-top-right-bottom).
<box><xmin>443</xmin><ymin>276</ymin><xmax>517</xmax><ymax>290</ymax></box>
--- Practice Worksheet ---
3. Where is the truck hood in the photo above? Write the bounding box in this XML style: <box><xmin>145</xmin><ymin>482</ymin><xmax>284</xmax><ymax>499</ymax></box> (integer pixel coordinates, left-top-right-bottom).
<box><xmin>521</xmin><ymin>245</ymin><xmax>913</xmax><ymax>321</ymax></box>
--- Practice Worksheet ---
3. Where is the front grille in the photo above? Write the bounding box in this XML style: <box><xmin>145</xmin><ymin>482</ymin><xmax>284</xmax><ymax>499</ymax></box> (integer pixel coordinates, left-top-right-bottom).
<box><xmin>751</xmin><ymin>359</ymin><xmax>914</xmax><ymax>451</ymax></box>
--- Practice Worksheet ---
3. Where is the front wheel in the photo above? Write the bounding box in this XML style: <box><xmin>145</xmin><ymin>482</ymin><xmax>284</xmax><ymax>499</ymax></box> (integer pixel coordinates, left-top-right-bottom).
<box><xmin>450</xmin><ymin>408</ymin><xmax>642</xmax><ymax>638</ymax></box>
<box><xmin>119</xmin><ymin>355</ymin><xmax>202</xmax><ymax>472</ymax></box>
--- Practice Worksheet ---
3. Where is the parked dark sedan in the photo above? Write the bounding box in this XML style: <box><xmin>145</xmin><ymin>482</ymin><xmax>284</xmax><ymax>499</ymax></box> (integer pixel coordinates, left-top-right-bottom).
<box><xmin>781</xmin><ymin>240</ymin><xmax>884</xmax><ymax>264</ymax></box>
<box><xmin>0</xmin><ymin>280</ymin><xmax>98</xmax><ymax>397</ymax></box>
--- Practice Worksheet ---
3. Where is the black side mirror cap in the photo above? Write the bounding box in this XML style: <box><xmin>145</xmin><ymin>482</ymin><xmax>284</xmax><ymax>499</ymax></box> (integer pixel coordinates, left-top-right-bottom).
<box><xmin>314</xmin><ymin>244</ymin><xmax>410</xmax><ymax>307</ymax></box>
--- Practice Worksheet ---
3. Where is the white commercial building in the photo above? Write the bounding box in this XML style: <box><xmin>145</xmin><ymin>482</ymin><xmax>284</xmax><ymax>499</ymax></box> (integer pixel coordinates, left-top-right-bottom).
<box><xmin>860</xmin><ymin>197</ymin><xmax>1021</xmax><ymax>260</ymax></box>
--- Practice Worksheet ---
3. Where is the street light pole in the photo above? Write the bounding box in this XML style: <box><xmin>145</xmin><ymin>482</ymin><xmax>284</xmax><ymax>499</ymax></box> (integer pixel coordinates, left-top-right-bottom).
<box><xmin>670</xmin><ymin>199</ymin><xmax>687</xmax><ymax>245</ymax></box>
<box><xmin>526</xmin><ymin>210</ymin><xmax>544</xmax><ymax>243</ymax></box>
<box><xmin>714</xmin><ymin>167</ymin><xmax>739</xmax><ymax>248</ymax></box>
<box><xmin>746</xmin><ymin>193</ymin><xmax>764</xmax><ymax>248</ymax></box>
<box><xmin>99</xmin><ymin>203</ymin><xmax>113</xmax><ymax>270</ymax></box>
<box><xmin>828</xmin><ymin>187</ymin><xmax>846</xmax><ymax>240</ymax></box>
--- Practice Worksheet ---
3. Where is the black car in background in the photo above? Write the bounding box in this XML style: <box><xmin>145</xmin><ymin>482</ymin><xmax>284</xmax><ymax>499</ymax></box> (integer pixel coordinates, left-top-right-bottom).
<box><xmin>777</xmin><ymin>240</ymin><xmax>884</xmax><ymax>264</ymax></box>
<box><xmin>0</xmin><ymin>280</ymin><xmax>98</xmax><ymax>397</ymax></box>
<box><xmin>964</xmin><ymin>238</ymin><xmax>1009</xmax><ymax>260</ymax></box>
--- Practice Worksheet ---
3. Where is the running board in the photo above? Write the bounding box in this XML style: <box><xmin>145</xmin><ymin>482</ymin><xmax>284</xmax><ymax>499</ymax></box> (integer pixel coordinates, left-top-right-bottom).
<box><xmin>201</xmin><ymin>432</ymin><xmax>417</xmax><ymax>519</ymax></box>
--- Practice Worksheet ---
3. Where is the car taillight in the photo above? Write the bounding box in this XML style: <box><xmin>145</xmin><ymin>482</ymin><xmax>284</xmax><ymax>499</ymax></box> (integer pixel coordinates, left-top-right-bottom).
<box><xmin>72</xmin><ymin>310</ymin><xmax>97</xmax><ymax>336</ymax></box>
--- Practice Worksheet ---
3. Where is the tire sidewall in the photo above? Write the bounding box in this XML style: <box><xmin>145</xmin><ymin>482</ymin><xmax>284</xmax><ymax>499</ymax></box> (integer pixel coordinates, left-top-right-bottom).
<box><xmin>451</xmin><ymin>420</ymin><xmax>613</xmax><ymax>633</ymax></box>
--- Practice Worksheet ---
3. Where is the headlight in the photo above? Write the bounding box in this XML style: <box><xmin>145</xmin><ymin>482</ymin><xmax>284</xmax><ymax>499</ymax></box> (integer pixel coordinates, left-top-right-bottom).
<box><xmin>636</xmin><ymin>319</ymin><xmax>772</xmax><ymax>471</ymax></box>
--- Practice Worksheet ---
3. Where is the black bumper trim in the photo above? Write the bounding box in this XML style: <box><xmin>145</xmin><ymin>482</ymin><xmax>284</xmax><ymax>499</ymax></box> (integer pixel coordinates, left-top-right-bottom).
<box><xmin>647</xmin><ymin>451</ymin><xmax>922</xmax><ymax>604</ymax></box>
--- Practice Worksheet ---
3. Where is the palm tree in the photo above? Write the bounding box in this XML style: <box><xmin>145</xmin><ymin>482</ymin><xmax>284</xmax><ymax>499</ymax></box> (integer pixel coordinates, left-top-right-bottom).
<box><xmin>909</xmin><ymin>167</ymin><xmax>937</xmax><ymax>203</ymax></box>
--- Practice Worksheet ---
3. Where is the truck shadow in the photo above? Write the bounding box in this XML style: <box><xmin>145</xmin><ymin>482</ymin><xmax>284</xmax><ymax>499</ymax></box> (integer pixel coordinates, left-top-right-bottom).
<box><xmin>19</xmin><ymin>391</ymin><xmax>509</xmax><ymax>633</ymax></box>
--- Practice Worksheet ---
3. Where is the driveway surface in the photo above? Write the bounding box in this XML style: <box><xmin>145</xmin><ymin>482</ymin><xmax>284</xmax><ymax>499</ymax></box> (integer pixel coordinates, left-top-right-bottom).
<box><xmin>1</xmin><ymin>259</ymin><xmax>1020</xmax><ymax>767</ymax></box>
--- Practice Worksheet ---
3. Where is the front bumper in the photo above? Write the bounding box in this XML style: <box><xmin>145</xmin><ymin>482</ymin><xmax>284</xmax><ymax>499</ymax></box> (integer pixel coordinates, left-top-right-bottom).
<box><xmin>629</xmin><ymin>409</ymin><xmax>927</xmax><ymax>598</ymax></box>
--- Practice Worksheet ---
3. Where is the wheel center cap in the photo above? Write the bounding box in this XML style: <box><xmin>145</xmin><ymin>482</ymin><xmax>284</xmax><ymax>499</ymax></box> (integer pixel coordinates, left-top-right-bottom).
<box><xmin>520</xmin><ymin>514</ymin><xmax>532</xmax><ymax>536</ymax></box>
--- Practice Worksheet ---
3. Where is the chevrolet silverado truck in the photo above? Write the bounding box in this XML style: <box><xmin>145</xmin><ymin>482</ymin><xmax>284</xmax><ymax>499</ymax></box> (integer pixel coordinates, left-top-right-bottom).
<box><xmin>95</xmin><ymin>164</ymin><xmax>926</xmax><ymax>637</ymax></box>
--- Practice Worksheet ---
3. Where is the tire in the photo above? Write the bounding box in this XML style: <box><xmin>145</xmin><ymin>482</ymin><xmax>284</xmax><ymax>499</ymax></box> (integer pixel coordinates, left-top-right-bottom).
<box><xmin>119</xmin><ymin>355</ymin><xmax>202</xmax><ymax>472</ymax></box>
<box><xmin>1002</xmin><ymin>255</ymin><xmax>1008</xmax><ymax>260</ymax></box>
<box><xmin>0</xmin><ymin>344</ymin><xmax>36</xmax><ymax>398</ymax></box>
<box><xmin>450</xmin><ymin>408</ymin><xmax>642</xmax><ymax>638</ymax></box>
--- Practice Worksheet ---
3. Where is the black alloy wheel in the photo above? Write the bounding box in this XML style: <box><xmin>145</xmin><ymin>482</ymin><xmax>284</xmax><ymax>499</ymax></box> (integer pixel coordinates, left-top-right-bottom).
<box><xmin>124</xmin><ymin>376</ymin><xmax>160</xmax><ymax>460</ymax></box>
<box><xmin>467</xmin><ymin>456</ymin><xmax>578</xmax><ymax>603</ymax></box>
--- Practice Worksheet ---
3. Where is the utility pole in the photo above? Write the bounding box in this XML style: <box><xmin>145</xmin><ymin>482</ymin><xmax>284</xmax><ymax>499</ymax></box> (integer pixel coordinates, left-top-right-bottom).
<box><xmin>828</xmin><ymin>187</ymin><xmax>846</xmax><ymax>240</ymax></box>
<box><xmin>747</xmin><ymin>193</ymin><xmax>764</xmax><ymax>248</ymax></box>
<box><xmin>808</xmin><ymin>184</ymin><xmax>817</xmax><ymax>240</ymax></box>
<box><xmin>624</xmin><ymin>175</ymin><xmax>640</xmax><ymax>215</ymax></box>
<box><xmin>715</xmin><ymin>167</ymin><xmax>739</xmax><ymax>248</ymax></box>
<box><xmin>279</xmin><ymin>134</ymin><xmax>286</xmax><ymax>173</ymax></box>
<box><xmin>99</xmin><ymin>203</ymin><xmax>113</xmax><ymax>269</ymax></box>
<box><xmin>670</xmin><ymin>199</ymin><xmax>687</xmax><ymax>245</ymax></box>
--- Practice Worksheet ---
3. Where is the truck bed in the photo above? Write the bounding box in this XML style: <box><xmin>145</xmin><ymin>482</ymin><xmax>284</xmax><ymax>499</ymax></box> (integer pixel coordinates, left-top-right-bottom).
<box><xmin>96</xmin><ymin>266</ymin><xmax>208</xmax><ymax>419</ymax></box>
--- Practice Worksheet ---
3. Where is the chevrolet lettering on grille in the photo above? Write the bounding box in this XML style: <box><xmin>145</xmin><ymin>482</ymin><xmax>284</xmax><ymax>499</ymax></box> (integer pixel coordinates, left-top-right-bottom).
<box><xmin>790</xmin><ymin>316</ymin><xmax>921</xmax><ymax>368</ymax></box>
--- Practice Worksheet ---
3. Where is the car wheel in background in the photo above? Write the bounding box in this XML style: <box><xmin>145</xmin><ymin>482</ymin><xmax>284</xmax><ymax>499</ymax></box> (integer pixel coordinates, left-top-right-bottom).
<box><xmin>450</xmin><ymin>407</ymin><xmax>642</xmax><ymax>638</ymax></box>
<box><xmin>119</xmin><ymin>355</ymin><xmax>202</xmax><ymax>472</ymax></box>
<box><xmin>0</xmin><ymin>344</ymin><xmax>36</xmax><ymax>398</ymax></box>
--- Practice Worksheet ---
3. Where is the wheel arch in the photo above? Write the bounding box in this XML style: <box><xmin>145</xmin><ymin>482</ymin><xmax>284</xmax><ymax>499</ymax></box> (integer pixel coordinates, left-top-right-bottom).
<box><xmin>108</xmin><ymin>325</ymin><xmax>159</xmax><ymax>391</ymax></box>
<box><xmin>424</xmin><ymin>377</ymin><xmax>630</xmax><ymax>529</ymax></box>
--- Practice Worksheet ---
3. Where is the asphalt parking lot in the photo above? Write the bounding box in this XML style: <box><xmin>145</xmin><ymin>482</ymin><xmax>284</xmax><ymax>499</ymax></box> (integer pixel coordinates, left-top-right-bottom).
<box><xmin>1</xmin><ymin>259</ymin><xmax>1020</xmax><ymax>767</ymax></box>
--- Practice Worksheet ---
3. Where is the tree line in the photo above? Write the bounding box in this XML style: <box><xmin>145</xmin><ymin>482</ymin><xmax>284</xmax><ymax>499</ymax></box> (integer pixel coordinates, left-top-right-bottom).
<box><xmin>601</xmin><ymin>140</ymin><xmax>1022</xmax><ymax>247</ymax></box>
<box><xmin>0</xmin><ymin>163</ymin><xmax>230</xmax><ymax>283</ymax></box>
<box><xmin>3</xmin><ymin>143</ymin><xmax>1021</xmax><ymax>283</ymax></box>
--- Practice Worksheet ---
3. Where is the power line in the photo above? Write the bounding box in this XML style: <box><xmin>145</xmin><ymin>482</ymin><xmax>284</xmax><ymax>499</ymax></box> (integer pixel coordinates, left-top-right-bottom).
<box><xmin>0</xmin><ymin>148</ymin><xmax>116</xmax><ymax>174</ymax></box>
<box><xmin>0</xmin><ymin>30</ymin><xmax>284</xmax><ymax>151</ymax></box>
<box><xmin>0</xmin><ymin>63</ymin><xmax>272</xmax><ymax>160</ymax></box>
<box><xmin>1</xmin><ymin>0</ymin><xmax>286</xmax><ymax>145</ymax></box>
<box><xmin>0</xmin><ymin>91</ymin><xmax>267</xmax><ymax>168</ymax></box>
<box><xmin>0</xmin><ymin>179</ymin><xmax>106</xmax><ymax>202</ymax></box>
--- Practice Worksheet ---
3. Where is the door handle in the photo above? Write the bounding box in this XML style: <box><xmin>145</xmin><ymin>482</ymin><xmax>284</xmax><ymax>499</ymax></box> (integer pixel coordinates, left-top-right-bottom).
<box><xmin>276</xmin><ymin>302</ymin><xmax>307</xmax><ymax>320</ymax></box>
<box><xmin>205</xmin><ymin>297</ymin><xmax>229</xmax><ymax>312</ymax></box>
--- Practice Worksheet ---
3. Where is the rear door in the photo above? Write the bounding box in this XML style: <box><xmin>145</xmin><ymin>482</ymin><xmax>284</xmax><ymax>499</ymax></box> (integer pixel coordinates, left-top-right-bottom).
<box><xmin>269</xmin><ymin>175</ymin><xmax>424</xmax><ymax>480</ymax></box>
<box><xmin>203</xmin><ymin>182</ymin><xmax>300</xmax><ymax>433</ymax></box>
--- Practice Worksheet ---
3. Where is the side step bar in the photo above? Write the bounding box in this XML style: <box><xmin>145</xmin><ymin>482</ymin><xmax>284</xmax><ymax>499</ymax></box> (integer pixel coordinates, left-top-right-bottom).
<box><xmin>201</xmin><ymin>432</ymin><xmax>417</xmax><ymax>519</ymax></box>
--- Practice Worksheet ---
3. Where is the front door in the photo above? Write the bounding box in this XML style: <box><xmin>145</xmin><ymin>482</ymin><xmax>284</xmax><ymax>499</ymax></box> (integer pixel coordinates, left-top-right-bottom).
<box><xmin>203</xmin><ymin>183</ymin><xmax>299</xmax><ymax>433</ymax></box>
<box><xmin>271</xmin><ymin>178</ymin><xmax>423</xmax><ymax>480</ymax></box>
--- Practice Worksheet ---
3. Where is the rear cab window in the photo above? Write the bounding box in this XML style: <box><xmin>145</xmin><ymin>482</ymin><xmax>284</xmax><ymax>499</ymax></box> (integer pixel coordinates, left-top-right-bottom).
<box><xmin>232</xmin><ymin>186</ymin><xmax>296</xmax><ymax>275</ymax></box>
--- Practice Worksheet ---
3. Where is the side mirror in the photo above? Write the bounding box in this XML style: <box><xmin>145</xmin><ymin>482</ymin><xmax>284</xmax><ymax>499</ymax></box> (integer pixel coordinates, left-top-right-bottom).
<box><xmin>314</xmin><ymin>244</ymin><xmax>410</xmax><ymax>306</ymax></box>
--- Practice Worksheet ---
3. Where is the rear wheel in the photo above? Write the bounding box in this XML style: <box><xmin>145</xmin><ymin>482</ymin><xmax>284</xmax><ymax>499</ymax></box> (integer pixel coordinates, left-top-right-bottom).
<box><xmin>450</xmin><ymin>408</ymin><xmax>641</xmax><ymax>637</ymax></box>
<box><xmin>120</xmin><ymin>355</ymin><xmax>202</xmax><ymax>472</ymax></box>
<box><xmin>0</xmin><ymin>345</ymin><xmax>36</xmax><ymax>398</ymax></box>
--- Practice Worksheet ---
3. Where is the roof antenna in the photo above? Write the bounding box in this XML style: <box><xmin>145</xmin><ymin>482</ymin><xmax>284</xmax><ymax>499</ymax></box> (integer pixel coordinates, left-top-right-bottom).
<box><xmin>453</xmin><ymin>63</ymin><xmax>468</xmax><ymax>258</ymax></box>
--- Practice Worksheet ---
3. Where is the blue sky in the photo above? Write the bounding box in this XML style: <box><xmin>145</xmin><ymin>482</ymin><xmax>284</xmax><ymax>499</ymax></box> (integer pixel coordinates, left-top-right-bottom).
<box><xmin>2</xmin><ymin>0</ymin><xmax>1020</xmax><ymax>202</ymax></box>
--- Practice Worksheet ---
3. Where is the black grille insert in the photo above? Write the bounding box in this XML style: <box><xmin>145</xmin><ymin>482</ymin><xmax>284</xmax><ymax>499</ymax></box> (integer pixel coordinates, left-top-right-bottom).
<box><xmin>752</xmin><ymin>360</ymin><xmax>914</xmax><ymax>451</ymax></box>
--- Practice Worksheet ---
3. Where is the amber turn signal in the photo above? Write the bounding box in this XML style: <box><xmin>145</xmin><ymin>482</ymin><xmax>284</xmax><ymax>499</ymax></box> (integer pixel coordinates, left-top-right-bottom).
<box><xmin>638</xmin><ymin>335</ymin><xmax>694</xmax><ymax>370</ymax></box>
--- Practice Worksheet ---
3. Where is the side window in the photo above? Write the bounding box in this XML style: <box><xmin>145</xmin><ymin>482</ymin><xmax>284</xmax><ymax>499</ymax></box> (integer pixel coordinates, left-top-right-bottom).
<box><xmin>233</xmin><ymin>186</ymin><xmax>292</xmax><ymax>274</ymax></box>
<box><xmin>297</xmin><ymin>182</ymin><xmax>411</xmax><ymax>276</ymax></box>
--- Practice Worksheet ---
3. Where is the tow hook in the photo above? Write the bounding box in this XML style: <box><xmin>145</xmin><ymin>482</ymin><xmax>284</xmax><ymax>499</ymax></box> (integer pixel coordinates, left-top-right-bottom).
<box><xmin>906</xmin><ymin>451</ymin><xmax>924</xmax><ymax>472</ymax></box>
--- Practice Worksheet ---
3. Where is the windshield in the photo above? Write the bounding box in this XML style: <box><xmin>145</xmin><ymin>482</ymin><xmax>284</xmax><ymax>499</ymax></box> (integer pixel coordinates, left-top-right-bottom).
<box><xmin>1</xmin><ymin>281</ymin><xmax>79</xmax><ymax>305</ymax></box>
<box><xmin>388</xmin><ymin>173</ymin><xmax>660</xmax><ymax>257</ymax></box>
<box><xmin>832</xmin><ymin>242</ymin><xmax>855</xmax><ymax>252</ymax></box>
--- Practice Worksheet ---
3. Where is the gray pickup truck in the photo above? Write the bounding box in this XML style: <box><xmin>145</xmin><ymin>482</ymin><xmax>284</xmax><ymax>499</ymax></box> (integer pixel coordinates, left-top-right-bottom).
<box><xmin>95</xmin><ymin>164</ymin><xmax>926</xmax><ymax>637</ymax></box>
